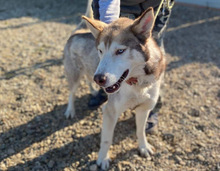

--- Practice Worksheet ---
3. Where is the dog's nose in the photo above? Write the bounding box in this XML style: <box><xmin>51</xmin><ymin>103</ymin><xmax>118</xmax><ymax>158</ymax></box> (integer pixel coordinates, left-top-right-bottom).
<box><xmin>94</xmin><ymin>74</ymin><xmax>107</xmax><ymax>86</ymax></box>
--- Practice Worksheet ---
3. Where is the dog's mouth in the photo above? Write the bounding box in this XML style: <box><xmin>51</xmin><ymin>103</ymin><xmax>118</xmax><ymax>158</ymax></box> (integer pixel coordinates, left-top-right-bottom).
<box><xmin>105</xmin><ymin>69</ymin><xmax>129</xmax><ymax>94</ymax></box>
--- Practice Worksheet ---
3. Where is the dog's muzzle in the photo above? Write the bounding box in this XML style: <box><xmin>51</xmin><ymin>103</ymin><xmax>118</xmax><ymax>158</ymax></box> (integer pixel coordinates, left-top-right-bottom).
<box><xmin>101</xmin><ymin>70</ymin><xmax>130</xmax><ymax>94</ymax></box>
<box><xmin>94</xmin><ymin>74</ymin><xmax>107</xmax><ymax>87</ymax></box>
<box><xmin>94</xmin><ymin>70</ymin><xmax>129</xmax><ymax>93</ymax></box>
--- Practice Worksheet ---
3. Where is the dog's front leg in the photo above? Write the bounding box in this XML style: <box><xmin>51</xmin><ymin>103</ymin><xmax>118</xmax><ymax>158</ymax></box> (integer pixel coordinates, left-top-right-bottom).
<box><xmin>135</xmin><ymin>106</ymin><xmax>155</xmax><ymax>158</ymax></box>
<box><xmin>97</xmin><ymin>102</ymin><xmax>120</xmax><ymax>170</ymax></box>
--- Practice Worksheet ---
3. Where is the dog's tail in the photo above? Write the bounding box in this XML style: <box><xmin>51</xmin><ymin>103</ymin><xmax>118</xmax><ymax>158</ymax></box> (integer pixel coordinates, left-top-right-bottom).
<box><xmin>72</xmin><ymin>0</ymin><xmax>93</xmax><ymax>32</ymax></box>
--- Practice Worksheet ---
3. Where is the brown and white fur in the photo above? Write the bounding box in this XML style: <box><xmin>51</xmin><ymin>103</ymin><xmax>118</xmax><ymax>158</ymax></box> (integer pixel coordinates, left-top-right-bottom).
<box><xmin>64</xmin><ymin>0</ymin><xmax>166</xmax><ymax>169</ymax></box>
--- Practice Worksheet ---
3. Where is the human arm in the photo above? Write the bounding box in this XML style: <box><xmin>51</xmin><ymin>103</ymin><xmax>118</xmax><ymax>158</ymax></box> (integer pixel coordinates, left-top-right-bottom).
<box><xmin>99</xmin><ymin>0</ymin><xmax>120</xmax><ymax>23</ymax></box>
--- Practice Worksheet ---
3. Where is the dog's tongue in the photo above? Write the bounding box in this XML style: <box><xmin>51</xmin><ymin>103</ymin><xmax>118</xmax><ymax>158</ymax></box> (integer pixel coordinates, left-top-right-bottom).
<box><xmin>126</xmin><ymin>77</ymin><xmax>138</xmax><ymax>85</ymax></box>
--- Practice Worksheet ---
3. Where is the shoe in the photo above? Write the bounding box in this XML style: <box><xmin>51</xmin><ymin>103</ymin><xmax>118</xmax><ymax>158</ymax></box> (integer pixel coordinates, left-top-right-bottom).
<box><xmin>88</xmin><ymin>89</ymin><xmax>108</xmax><ymax>110</ymax></box>
<box><xmin>145</xmin><ymin>96</ymin><xmax>162</xmax><ymax>134</ymax></box>
<box><xmin>146</xmin><ymin>112</ymin><xmax>158</xmax><ymax>135</ymax></box>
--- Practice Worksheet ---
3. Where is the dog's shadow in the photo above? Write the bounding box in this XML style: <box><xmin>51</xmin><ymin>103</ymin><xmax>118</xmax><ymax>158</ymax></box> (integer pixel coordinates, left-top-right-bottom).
<box><xmin>2</xmin><ymin>94</ymin><xmax>137</xmax><ymax>170</ymax></box>
<box><xmin>1</xmin><ymin>94</ymin><xmax>92</xmax><ymax>168</ymax></box>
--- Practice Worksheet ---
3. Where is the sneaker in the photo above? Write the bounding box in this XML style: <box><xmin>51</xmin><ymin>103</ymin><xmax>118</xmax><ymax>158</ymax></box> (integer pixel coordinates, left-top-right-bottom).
<box><xmin>145</xmin><ymin>96</ymin><xmax>162</xmax><ymax>134</ymax></box>
<box><xmin>146</xmin><ymin>112</ymin><xmax>158</xmax><ymax>135</ymax></box>
<box><xmin>88</xmin><ymin>89</ymin><xmax>108</xmax><ymax>109</ymax></box>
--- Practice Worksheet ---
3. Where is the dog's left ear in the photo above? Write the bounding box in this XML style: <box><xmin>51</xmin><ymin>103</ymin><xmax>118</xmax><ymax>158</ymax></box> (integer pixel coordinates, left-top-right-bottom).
<box><xmin>82</xmin><ymin>16</ymin><xmax>107</xmax><ymax>39</ymax></box>
<box><xmin>131</xmin><ymin>7</ymin><xmax>155</xmax><ymax>42</ymax></box>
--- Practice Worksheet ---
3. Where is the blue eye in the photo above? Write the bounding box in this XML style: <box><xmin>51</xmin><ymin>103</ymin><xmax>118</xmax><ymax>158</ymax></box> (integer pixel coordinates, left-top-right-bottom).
<box><xmin>115</xmin><ymin>49</ymin><xmax>126</xmax><ymax>55</ymax></box>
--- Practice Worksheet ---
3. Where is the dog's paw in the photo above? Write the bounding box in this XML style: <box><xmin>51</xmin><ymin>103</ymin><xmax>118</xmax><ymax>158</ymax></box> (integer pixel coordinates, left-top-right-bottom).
<box><xmin>139</xmin><ymin>143</ymin><xmax>155</xmax><ymax>158</ymax></box>
<box><xmin>64</xmin><ymin>108</ymin><xmax>75</xmax><ymax>119</ymax></box>
<box><xmin>97</xmin><ymin>157</ymin><xmax>111</xmax><ymax>170</ymax></box>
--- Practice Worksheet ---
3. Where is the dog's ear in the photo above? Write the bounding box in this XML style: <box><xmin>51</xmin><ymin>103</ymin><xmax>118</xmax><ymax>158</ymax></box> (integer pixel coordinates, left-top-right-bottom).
<box><xmin>82</xmin><ymin>16</ymin><xmax>107</xmax><ymax>39</ymax></box>
<box><xmin>131</xmin><ymin>7</ymin><xmax>155</xmax><ymax>42</ymax></box>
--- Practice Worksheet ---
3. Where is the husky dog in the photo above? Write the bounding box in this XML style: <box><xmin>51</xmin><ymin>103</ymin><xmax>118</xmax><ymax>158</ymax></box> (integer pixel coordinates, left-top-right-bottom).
<box><xmin>64</xmin><ymin>0</ymin><xmax>166</xmax><ymax>169</ymax></box>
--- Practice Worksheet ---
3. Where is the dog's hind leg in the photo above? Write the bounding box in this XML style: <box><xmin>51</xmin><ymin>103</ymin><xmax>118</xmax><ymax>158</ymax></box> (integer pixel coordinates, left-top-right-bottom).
<box><xmin>64</xmin><ymin>80</ymin><xmax>80</xmax><ymax>119</ymax></box>
<box><xmin>64</xmin><ymin>56</ymin><xmax>83</xmax><ymax>118</ymax></box>
<box><xmin>135</xmin><ymin>106</ymin><xmax>155</xmax><ymax>158</ymax></box>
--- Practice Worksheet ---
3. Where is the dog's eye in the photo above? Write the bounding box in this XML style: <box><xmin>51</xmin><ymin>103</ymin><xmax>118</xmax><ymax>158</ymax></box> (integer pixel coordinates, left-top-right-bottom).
<box><xmin>98</xmin><ymin>49</ymin><xmax>102</xmax><ymax>54</ymax></box>
<box><xmin>115</xmin><ymin>49</ymin><xmax>126</xmax><ymax>55</ymax></box>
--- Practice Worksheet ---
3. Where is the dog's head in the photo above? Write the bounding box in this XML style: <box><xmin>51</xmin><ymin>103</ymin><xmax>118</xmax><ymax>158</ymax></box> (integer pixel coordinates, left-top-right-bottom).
<box><xmin>83</xmin><ymin>8</ymin><xmax>160</xmax><ymax>94</ymax></box>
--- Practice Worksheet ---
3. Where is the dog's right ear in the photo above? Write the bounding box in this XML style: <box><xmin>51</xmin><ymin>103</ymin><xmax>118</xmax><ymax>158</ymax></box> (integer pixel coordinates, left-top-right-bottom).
<box><xmin>82</xmin><ymin>16</ymin><xmax>107</xmax><ymax>39</ymax></box>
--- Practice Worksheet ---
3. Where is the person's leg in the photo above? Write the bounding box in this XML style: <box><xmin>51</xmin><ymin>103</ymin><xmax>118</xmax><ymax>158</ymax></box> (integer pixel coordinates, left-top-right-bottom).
<box><xmin>145</xmin><ymin>96</ymin><xmax>162</xmax><ymax>134</ymax></box>
<box><xmin>88</xmin><ymin>0</ymin><xmax>108</xmax><ymax>109</ymax></box>
<box><xmin>145</xmin><ymin>0</ymin><xmax>175</xmax><ymax>134</ymax></box>
<box><xmin>88</xmin><ymin>88</ymin><xmax>108</xmax><ymax>109</ymax></box>
<box><xmin>92</xmin><ymin>0</ymin><xmax>100</xmax><ymax>20</ymax></box>
<box><xmin>153</xmin><ymin>0</ymin><xmax>175</xmax><ymax>45</ymax></box>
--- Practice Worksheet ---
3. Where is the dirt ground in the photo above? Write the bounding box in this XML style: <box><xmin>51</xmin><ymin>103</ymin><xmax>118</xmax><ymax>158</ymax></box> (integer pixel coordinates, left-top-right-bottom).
<box><xmin>0</xmin><ymin>0</ymin><xmax>220</xmax><ymax>170</ymax></box>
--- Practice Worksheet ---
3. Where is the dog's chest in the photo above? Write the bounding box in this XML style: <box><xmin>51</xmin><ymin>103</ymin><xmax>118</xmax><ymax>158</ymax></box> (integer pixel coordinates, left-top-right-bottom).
<box><xmin>119</xmin><ymin>83</ymin><xmax>154</xmax><ymax>109</ymax></box>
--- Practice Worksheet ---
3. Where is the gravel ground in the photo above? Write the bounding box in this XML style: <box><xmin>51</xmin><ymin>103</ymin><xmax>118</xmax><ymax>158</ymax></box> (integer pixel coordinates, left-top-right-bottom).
<box><xmin>0</xmin><ymin>0</ymin><xmax>220</xmax><ymax>170</ymax></box>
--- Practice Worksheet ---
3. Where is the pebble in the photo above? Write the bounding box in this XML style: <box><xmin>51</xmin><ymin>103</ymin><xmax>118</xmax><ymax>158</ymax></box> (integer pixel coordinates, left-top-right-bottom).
<box><xmin>125</xmin><ymin>153</ymin><xmax>130</xmax><ymax>158</ymax></box>
<box><xmin>89</xmin><ymin>164</ymin><xmax>97</xmax><ymax>171</ymax></box>
<box><xmin>60</xmin><ymin>161</ymin><xmax>66</xmax><ymax>168</ymax></box>
<box><xmin>32</xmin><ymin>162</ymin><xmax>44</xmax><ymax>171</ymax></box>
<box><xmin>7</xmin><ymin>148</ymin><xmax>15</xmax><ymax>154</ymax></box>
<box><xmin>175</xmin><ymin>148</ymin><xmax>182</xmax><ymax>154</ymax></box>
<box><xmin>147</xmin><ymin>156</ymin><xmax>152</xmax><ymax>161</ymax></box>
<box><xmin>175</xmin><ymin>155</ymin><xmax>183</xmax><ymax>164</ymax></box>
<box><xmin>133</xmin><ymin>154</ymin><xmax>139</xmax><ymax>158</ymax></box>
<box><xmin>0</xmin><ymin>144</ymin><xmax>5</xmax><ymax>150</ymax></box>
<box><xmin>188</xmin><ymin>108</ymin><xmax>200</xmax><ymax>117</ymax></box>
<box><xmin>75</xmin><ymin>134</ymin><xmax>81</xmax><ymax>138</ymax></box>
<box><xmin>88</xmin><ymin>121</ymin><xmax>93</xmax><ymax>126</ymax></box>
<box><xmin>47</xmin><ymin>139</ymin><xmax>51</xmax><ymax>144</ymax></box>
<box><xmin>162</xmin><ymin>133</ymin><xmax>174</xmax><ymax>144</ymax></box>
<box><xmin>197</xmin><ymin>154</ymin><xmax>205</xmax><ymax>161</ymax></box>
<box><xmin>180</xmin><ymin>160</ymin><xmax>186</xmax><ymax>166</ymax></box>
<box><xmin>0</xmin><ymin>163</ymin><xmax>6</xmax><ymax>170</ymax></box>
<box><xmin>80</xmin><ymin>120</ymin><xmax>85</xmax><ymax>125</ymax></box>
<box><xmin>17</xmin><ymin>153</ymin><xmax>22</xmax><ymax>158</ymax></box>
<box><xmin>196</xmin><ymin>142</ymin><xmax>206</xmax><ymax>148</ymax></box>
<box><xmin>48</xmin><ymin>160</ymin><xmax>55</xmax><ymax>168</ymax></box>
<box><xmin>75</xmin><ymin>161</ymin><xmax>79</xmax><ymax>166</ymax></box>
<box><xmin>195</xmin><ymin>125</ymin><xmax>205</xmax><ymax>132</ymax></box>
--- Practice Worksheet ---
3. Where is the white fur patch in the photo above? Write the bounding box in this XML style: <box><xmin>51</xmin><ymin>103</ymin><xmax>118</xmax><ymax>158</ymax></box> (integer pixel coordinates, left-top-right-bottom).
<box><xmin>95</xmin><ymin>41</ymin><xmax>131</xmax><ymax>87</ymax></box>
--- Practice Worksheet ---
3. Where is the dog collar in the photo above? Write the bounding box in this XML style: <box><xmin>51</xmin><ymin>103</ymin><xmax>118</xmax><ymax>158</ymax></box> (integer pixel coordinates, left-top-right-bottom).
<box><xmin>126</xmin><ymin>77</ymin><xmax>138</xmax><ymax>85</ymax></box>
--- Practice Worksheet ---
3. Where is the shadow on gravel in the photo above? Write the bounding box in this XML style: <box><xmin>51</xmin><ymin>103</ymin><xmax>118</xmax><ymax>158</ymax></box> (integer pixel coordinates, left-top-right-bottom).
<box><xmin>0</xmin><ymin>58</ymin><xmax>63</xmax><ymax>80</ymax></box>
<box><xmin>164</xmin><ymin>6</ymin><xmax>220</xmax><ymax>71</ymax></box>
<box><xmin>0</xmin><ymin>15</ymin><xmax>78</xmax><ymax>31</ymax></box>
<box><xmin>7</xmin><ymin>133</ymin><xmax>101</xmax><ymax>170</ymax></box>
<box><xmin>0</xmin><ymin>0</ymin><xmax>87</xmax><ymax>30</ymax></box>
<box><xmin>0</xmin><ymin>94</ymin><xmax>93</xmax><ymax>162</ymax></box>
<box><xmin>5</xmin><ymin>113</ymin><xmax>136</xmax><ymax>170</ymax></box>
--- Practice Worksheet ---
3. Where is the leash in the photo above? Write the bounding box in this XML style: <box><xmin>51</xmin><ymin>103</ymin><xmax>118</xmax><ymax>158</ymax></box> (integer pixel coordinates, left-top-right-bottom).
<box><xmin>154</xmin><ymin>0</ymin><xmax>175</xmax><ymax>19</ymax></box>
<box><xmin>167</xmin><ymin>0</ymin><xmax>175</xmax><ymax>10</ymax></box>
<box><xmin>154</xmin><ymin>0</ymin><xmax>165</xmax><ymax>19</ymax></box>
